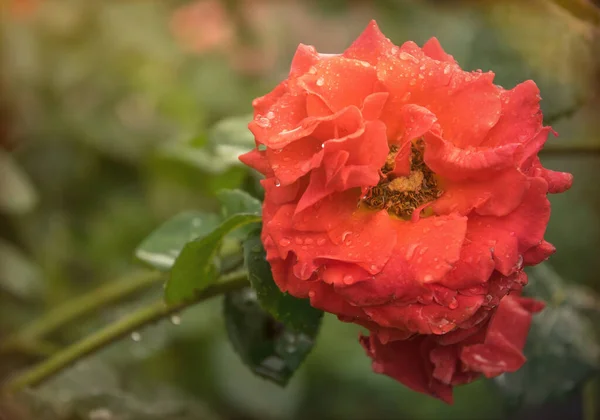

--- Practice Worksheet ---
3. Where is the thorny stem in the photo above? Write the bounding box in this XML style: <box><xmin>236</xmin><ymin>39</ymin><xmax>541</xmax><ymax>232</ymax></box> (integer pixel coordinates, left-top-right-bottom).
<box><xmin>0</xmin><ymin>270</ymin><xmax>164</xmax><ymax>355</ymax></box>
<box><xmin>2</xmin><ymin>270</ymin><xmax>249</xmax><ymax>393</ymax></box>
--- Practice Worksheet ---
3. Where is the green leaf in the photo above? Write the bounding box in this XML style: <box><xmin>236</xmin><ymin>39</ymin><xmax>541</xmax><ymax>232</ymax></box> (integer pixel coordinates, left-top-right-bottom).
<box><xmin>165</xmin><ymin>214</ymin><xmax>261</xmax><ymax>304</ymax></box>
<box><xmin>0</xmin><ymin>239</ymin><xmax>43</xmax><ymax>300</ymax></box>
<box><xmin>135</xmin><ymin>211</ymin><xmax>221</xmax><ymax>271</ymax></box>
<box><xmin>493</xmin><ymin>264</ymin><xmax>600</xmax><ymax>407</ymax></box>
<box><xmin>217</xmin><ymin>189</ymin><xmax>262</xmax><ymax>218</ymax></box>
<box><xmin>159</xmin><ymin>114</ymin><xmax>254</xmax><ymax>175</ymax></box>
<box><xmin>243</xmin><ymin>231</ymin><xmax>323</xmax><ymax>335</ymax></box>
<box><xmin>224</xmin><ymin>286</ymin><xmax>322</xmax><ymax>386</ymax></box>
<box><xmin>208</xmin><ymin>114</ymin><xmax>255</xmax><ymax>150</ymax></box>
<box><xmin>0</xmin><ymin>150</ymin><xmax>38</xmax><ymax>215</ymax></box>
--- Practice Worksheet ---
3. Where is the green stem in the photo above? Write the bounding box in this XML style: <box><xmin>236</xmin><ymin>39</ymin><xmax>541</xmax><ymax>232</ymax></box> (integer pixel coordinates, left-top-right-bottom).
<box><xmin>0</xmin><ymin>270</ymin><xmax>163</xmax><ymax>354</ymax></box>
<box><xmin>2</xmin><ymin>271</ymin><xmax>248</xmax><ymax>393</ymax></box>
<box><xmin>583</xmin><ymin>375</ymin><xmax>598</xmax><ymax>420</ymax></box>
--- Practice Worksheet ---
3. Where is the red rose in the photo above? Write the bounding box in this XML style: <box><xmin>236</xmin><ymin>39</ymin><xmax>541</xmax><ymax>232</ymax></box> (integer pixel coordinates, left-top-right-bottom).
<box><xmin>361</xmin><ymin>294</ymin><xmax>545</xmax><ymax>403</ymax></box>
<box><xmin>240</xmin><ymin>20</ymin><xmax>572</xmax><ymax>397</ymax></box>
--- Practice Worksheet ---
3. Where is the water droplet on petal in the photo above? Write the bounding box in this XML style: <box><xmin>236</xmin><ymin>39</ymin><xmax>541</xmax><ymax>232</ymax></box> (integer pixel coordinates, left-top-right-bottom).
<box><xmin>399</xmin><ymin>51</ymin><xmax>418</xmax><ymax>63</ymax></box>
<box><xmin>256</xmin><ymin>116</ymin><xmax>270</xmax><ymax>128</ymax></box>
<box><xmin>316</xmin><ymin>77</ymin><xmax>325</xmax><ymax>86</ymax></box>
<box><xmin>294</xmin><ymin>237</ymin><xmax>303</xmax><ymax>245</ymax></box>
<box><xmin>275</xmin><ymin>179</ymin><xmax>281</xmax><ymax>187</ymax></box>
<box><xmin>131</xmin><ymin>332</ymin><xmax>141</xmax><ymax>342</ymax></box>
<box><xmin>316</xmin><ymin>237</ymin><xmax>327</xmax><ymax>246</ymax></box>
<box><xmin>390</xmin><ymin>46</ymin><xmax>399</xmax><ymax>55</ymax></box>
<box><xmin>279</xmin><ymin>238</ymin><xmax>291</xmax><ymax>246</ymax></box>
<box><xmin>343</xmin><ymin>275</ymin><xmax>354</xmax><ymax>285</ymax></box>
<box><xmin>341</xmin><ymin>231</ymin><xmax>352</xmax><ymax>243</ymax></box>
<box><xmin>516</xmin><ymin>254</ymin><xmax>524</xmax><ymax>269</ymax></box>
<box><xmin>266</xmin><ymin>111</ymin><xmax>275</xmax><ymax>119</ymax></box>
<box><xmin>304</xmin><ymin>238</ymin><xmax>314</xmax><ymax>245</ymax></box>
<box><xmin>308</xmin><ymin>290</ymin><xmax>316</xmax><ymax>298</ymax></box>
<box><xmin>406</xmin><ymin>243</ymin><xmax>418</xmax><ymax>259</ymax></box>
<box><xmin>423</xmin><ymin>274</ymin><xmax>434</xmax><ymax>282</ymax></box>
<box><xmin>449</xmin><ymin>298</ymin><xmax>458</xmax><ymax>309</ymax></box>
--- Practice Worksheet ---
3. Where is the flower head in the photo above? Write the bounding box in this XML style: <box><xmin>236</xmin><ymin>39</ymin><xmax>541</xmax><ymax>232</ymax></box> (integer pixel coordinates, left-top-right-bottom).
<box><xmin>240</xmin><ymin>20</ymin><xmax>572</xmax><ymax>400</ymax></box>
<box><xmin>361</xmin><ymin>294</ymin><xmax>545</xmax><ymax>403</ymax></box>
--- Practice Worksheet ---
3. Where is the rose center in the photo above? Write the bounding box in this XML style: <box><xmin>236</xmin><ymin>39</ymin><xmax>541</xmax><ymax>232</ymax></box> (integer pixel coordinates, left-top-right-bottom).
<box><xmin>361</xmin><ymin>140</ymin><xmax>442</xmax><ymax>219</ymax></box>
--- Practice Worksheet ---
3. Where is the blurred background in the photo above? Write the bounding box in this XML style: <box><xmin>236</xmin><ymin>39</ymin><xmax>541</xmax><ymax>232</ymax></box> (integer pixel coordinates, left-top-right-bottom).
<box><xmin>1</xmin><ymin>0</ymin><xmax>599</xmax><ymax>419</ymax></box>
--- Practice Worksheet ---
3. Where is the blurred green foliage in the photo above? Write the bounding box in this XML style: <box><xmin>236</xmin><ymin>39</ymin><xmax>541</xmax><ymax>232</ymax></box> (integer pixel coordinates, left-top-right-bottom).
<box><xmin>1</xmin><ymin>0</ymin><xmax>599</xmax><ymax>419</ymax></box>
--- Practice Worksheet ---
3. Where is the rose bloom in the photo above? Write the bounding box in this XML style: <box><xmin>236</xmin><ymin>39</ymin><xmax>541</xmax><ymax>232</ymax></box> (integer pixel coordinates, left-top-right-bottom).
<box><xmin>240</xmin><ymin>21</ymin><xmax>572</xmax><ymax>400</ymax></box>
<box><xmin>361</xmin><ymin>294</ymin><xmax>545</xmax><ymax>402</ymax></box>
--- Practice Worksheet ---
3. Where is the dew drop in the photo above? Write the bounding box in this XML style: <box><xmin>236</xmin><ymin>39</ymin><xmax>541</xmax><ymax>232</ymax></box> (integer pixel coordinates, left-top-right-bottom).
<box><xmin>170</xmin><ymin>315</ymin><xmax>181</xmax><ymax>325</ymax></box>
<box><xmin>406</xmin><ymin>243</ymin><xmax>419</xmax><ymax>259</ymax></box>
<box><xmin>390</xmin><ymin>46</ymin><xmax>399</xmax><ymax>55</ymax></box>
<box><xmin>419</xmin><ymin>247</ymin><xmax>428</xmax><ymax>255</ymax></box>
<box><xmin>294</xmin><ymin>237</ymin><xmax>304</xmax><ymax>245</ymax></box>
<box><xmin>449</xmin><ymin>298</ymin><xmax>459</xmax><ymax>309</ymax></box>
<box><xmin>275</xmin><ymin>179</ymin><xmax>281</xmax><ymax>187</ymax></box>
<box><xmin>316</xmin><ymin>237</ymin><xmax>326</xmax><ymax>246</ymax></box>
<box><xmin>516</xmin><ymin>254</ymin><xmax>524</xmax><ymax>269</ymax></box>
<box><xmin>266</xmin><ymin>111</ymin><xmax>275</xmax><ymax>119</ymax></box>
<box><xmin>316</xmin><ymin>77</ymin><xmax>325</xmax><ymax>86</ymax></box>
<box><xmin>131</xmin><ymin>331</ymin><xmax>141</xmax><ymax>342</ymax></box>
<box><xmin>341</xmin><ymin>231</ymin><xmax>352</xmax><ymax>242</ymax></box>
<box><xmin>343</xmin><ymin>275</ymin><xmax>354</xmax><ymax>285</ymax></box>
<box><xmin>321</xmin><ymin>143</ymin><xmax>325</xmax><ymax>148</ymax></box>
<box><xmin>433</xmin><ymin>219</ymin><xmax>445</xmax><ymax>227</ymax></box>
<box><xmin>256</xmin><ymin>117</ymin><xmax>270</xmax><ymax>128</ymax></box>
<box><xmin>308</xmin><ymin>290</ymin><xmax>316</xmax><ymax>298</ymax></box>
<box><xmin>279</xmin><ymin>238</ymin><xmax>291</xmax><ymax>246</ymax></box>
<box><xmin>399</xmin><ymin>51</ymin><xmax>418</xmax><ymax>63</ymax></box>
<box><xmin>373</xmin><ymin>362</ymin><xmax>385</xmax><ymax>373</ymax></box>
<box><xmin>370</xmin><ymin>264</ymin><xmax>378</xmax><ymax>272</ymax></box>
<box><xmin>423</xmin><ymin>274</ymin><xmax>434</xmax><ymax>282</ymax></box>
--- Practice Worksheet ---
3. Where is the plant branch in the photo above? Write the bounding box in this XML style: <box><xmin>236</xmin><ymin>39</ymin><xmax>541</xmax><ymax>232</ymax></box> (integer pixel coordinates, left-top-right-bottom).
<box><xmin>0</xmin><ymin>270</ymin><xmax>164</xmax><ymax>355</ymax></box>
<box><xmin>584</xmin><ymin>375</ymin><xmax>598</xmax><ymax>420</ymax></box>
<box><xmin>2</xmin><ymin>270</ymin><xmax>248</xmax><ymax>393</ymax></box>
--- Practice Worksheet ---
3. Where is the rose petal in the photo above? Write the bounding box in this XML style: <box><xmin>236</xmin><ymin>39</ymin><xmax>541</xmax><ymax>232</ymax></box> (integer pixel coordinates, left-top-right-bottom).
<box><xmin>343</xmin><ymin>20</ymin><xmax>397</xmax><ymax>65</ymax></box>
<box><xmin>432</xmin><ymin>168</ymin><xmax>529</xmax><ymax>217</ymax></box>
<box><xmin>422</xmin><ymin>37</ymin><xmax>457</xmax><ymax>64</ymax></box>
